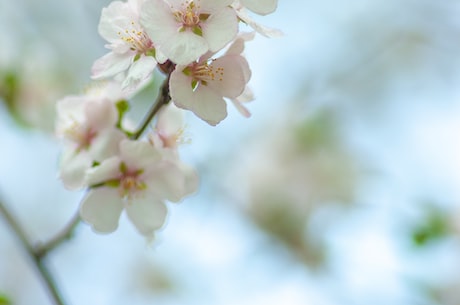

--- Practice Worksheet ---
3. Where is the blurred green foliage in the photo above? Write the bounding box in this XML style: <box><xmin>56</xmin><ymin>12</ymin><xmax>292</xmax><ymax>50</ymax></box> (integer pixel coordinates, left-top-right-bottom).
<box><xmin>0</xmin><ymin>293</ymin><xmax>12</xmax><ymax>305</ymax></box>
<box><xmin>0</xmin><ymin>71</ymin><xmax>28</xmax><ymax>128</ymax></box>
<box><xmin>412</xmin><ymin>205</ymin><xmax>451</xmax><ymax>246</ymax></box>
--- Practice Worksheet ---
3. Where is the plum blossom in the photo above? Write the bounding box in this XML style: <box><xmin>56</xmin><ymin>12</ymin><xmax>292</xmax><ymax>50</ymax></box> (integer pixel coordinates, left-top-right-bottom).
<box><xmin>80</xmin><ymin>139</ymin><xmax>196</xmax><ymax>236</ymax></box>
<box><xmin>56</xmin><ymin>82</ymin><xmax>127</xmax><ymax>190</ymax></box>
<box><xmin>91</xmin><ymin>0</ymin><xmax>167</xmax><ymax>92</ymax></box>
<box><xmin>169</xmin><ymin>37</ymin><xmax>251</xmax><ymax>125</ymax></box>
<box><xmin>140</xmin><ymin>0</ymin><xmax>238</xmax><ymax>65</ymax></box>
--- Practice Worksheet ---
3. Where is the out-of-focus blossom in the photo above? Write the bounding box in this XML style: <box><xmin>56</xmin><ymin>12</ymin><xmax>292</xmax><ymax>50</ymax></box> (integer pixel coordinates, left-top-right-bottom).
<box><xmin>55</xmin><ymin>82</ymin><xmax>127</xmax><ymax>190</ymax></box>
<box><xmin>80</xmin><ymin>139</ymin><xmax>196</xmax><ymax>236</ymax></box>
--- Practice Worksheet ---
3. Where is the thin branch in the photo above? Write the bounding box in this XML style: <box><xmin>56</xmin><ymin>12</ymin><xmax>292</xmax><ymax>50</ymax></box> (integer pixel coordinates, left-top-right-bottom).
<box><xmin>0</xmin><ymin>199</ymin><xmax>68</xmax><ymax>305</ymax></box>
<box><xmin>34</xmin><ymin>211</ymin><xmax>80</xmax><ymax>259</ymax></box>
<box><xmin>131</xmin><ymin>72</ymin><xmax>172</xmax><ymax>140</ymax></box>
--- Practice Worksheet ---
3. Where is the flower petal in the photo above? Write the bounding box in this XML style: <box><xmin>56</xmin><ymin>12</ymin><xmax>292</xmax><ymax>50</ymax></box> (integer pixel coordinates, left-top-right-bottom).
<box><xmin>141</xmin><ymin>0</ymin><xmax>207</xmax><ymax>65</ymax></box>
<box><xmin>144</xmin><ymin>161</ymin><xmax>185</xmax><ymax>202</ymax></box>
<box><xmin>91</xmin><ymin>52</ymin><xmax>133</xmax><ymax>80</ymax></box>
<box><xmin>119</xmin><ymin>139</ymin><xmax>161</xmax><ymax>169</ymax></box>
<box><xmin>122</xmin><ymin>55</ymin><xmax>157</xmax><ymax>93</ymax></box>
<box><xmin>170</xmin><ymin>68</ymin><xmax>227</xmax><ymax>125</ymax></box>
<box><xmin>125</xmin><ymin>196</ymin><xmax>167</xmax><ymax>236</ymax></box>
<box><xmin>202</xmin><ymin>7</ymin><xmax>237</xmax><ymax>52</ymax></box>
<box><xmin>206</xmin><ymin>55</ymin><xmax>250</xmax><ymax>98</ymax></box>
<box><xmin>59</xmin><ymin>150</ymin><xmax>92</xmax><ymax>190</ymax></box>
<box><xmin>240</xmin><ymin>0</ymin><xmax>278</xmax><ymax>15</ymax></box>
<box><xmin>80</xmin><ymin>188</ymin><xmax>124</xmax><ymax>234</ymax></box>
<box><xmin>89</xmin><ymin>128</ymin><xmax>126</xmax><ymax>162</ymax></box>
<box><xmin>85</xmin><ymin>156</ymin><xmax>121</xmax><ymax>186</ymax></box>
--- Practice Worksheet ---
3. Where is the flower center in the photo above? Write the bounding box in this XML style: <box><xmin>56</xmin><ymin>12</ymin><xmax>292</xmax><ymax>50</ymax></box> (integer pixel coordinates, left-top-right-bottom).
<box><xmin>174</xmin><ymin>1</ymin><xmax>210</xmax><ymax>35</ymax></box>
<box><xmin>118</xmin><ymin>166</ymin><xmax>146</xmax><ymax>199</ymax></box>
<box><xmin>65</xmin><ymin>122</ymin><xmax>97</xmax><ymax>152</ymax></box>
<box><xmin>182</xmin><ymin>60</ymin><xmax>225</xmax><ymax>91</ymax></box>
<box><xmin>118</xmin><ymin>21</ymin><xmax>153</xmax><ymax>53</ymax></box>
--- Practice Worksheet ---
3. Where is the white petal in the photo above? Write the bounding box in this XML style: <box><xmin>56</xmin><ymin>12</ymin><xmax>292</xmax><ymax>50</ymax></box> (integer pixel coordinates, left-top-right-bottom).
<box><xmin>85</xmin><ymin>156</ymin><xmax>121</xmax><ymax>186</ymax></box>
<box><xmin>207</xmin><ymin>55</ymin><xmax>250</xmax><ymax>98</ymax></box>
<box><xmin>98</xmin><ymin>1</ymin><xmax>130</xmax><ymax>43</ymax></box>
<box><xmin>156</xmin><ymin>103</ymin><xmax>184</xmax><ymax>139</ymax></box>
<box><xmin>178</xmin><ymin>162</ymin><xmax>199</xmax><ymax>197</ymax></box>
<box><xmin>237</xmin><ymin>8</ymin><xmax>283</xmax><ymax>38</ymax></box>
<box><xmin>200</xmin><ymin>0</ymin><xmax>234</xmax><ymax>13</ymax></box>
<box><xmin>122</xmin><ymin>55</ymin><xmax>157</xmax><ymax>93</ymax></box>
<box><xmin>144</xmin><ymin>161</ymin><xmax>185</xmax><ymax>202</ymax></box>
<box><xmin>225</xmin><ymin>32</ymin><xmax>255</xmax><ymax>56</ymax></box>
<box><xmin>141</xmin><ymin>0</ymin><xmax>207</xmax><ymax>65</ymax></box>
<box><xmin>89</xmin><ymin>128</ymin><xmax>126</xmax><ymax>162</ymax></box>
<box><xmin>170</xmin><ymin>68</ymin><xmax>227</xmax><ymax>125</ymax></box>
<box><xmin>59</xmin><ymin>150</ymin><xmax>92</xmax><ymax>190</ymax></box>
<box><xmin>240</xmin><ymin>0</ymin><xmax>277</xmax><ymax>15</ymax></box>
<box><xmin>80</xmin><ymin>188</ymin><xmax>124</xmax><ymax>234</ymax></box>
<box><xmin>91</xmin><ymin>52</ymin><xmax>134</xmax><ymax>80</ymax></box>
<box><xmin>84</xmin><ymin>99</ymin><xmax>117</xmax><ymax>131</ymax></box>
<box><xmin>125</xmin><ymin>196</ymin><xmax>167</xmax><ymax>236</ymax></box>
<box><xmin>202</xmin><ymin>7</ymin><xmax>238</xmax><ymax>52</ymax></box>
<box><xmin>55</xmin><ymin>96</ymin><xmax>86</xmax><ymax>137</ymax></box>
<box><xmin>160</xmin><ymin>31</ymin><xmax>208</xmax><ymax>65</ymax></box>
<box><xmin>119</xmin><ymin>139</ymin><xmax>161</xmax><ymax>169</ymax></box>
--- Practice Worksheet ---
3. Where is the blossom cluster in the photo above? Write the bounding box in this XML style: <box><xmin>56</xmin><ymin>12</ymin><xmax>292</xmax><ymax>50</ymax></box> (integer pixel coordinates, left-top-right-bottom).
<box><xmin>55</xmin><ymin>0</ymin><xmax>279</xmax><ymax>237</ymax></box>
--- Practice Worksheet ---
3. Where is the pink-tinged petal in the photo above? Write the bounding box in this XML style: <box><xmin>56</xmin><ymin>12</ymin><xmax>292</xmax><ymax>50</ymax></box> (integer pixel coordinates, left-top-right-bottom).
<box><xmin>156</xmin><ymin>103</ymin><xmax>184</xmax><ymax>140</ymax></box>
<box><xmin>91</xmin><ymin>52</ymin><xmax>133</xmax><ymax>80</ymax></box>
<box><xmin>85</xmin><ymin>156</ymin><xmax>121</xmax><ymax>186</ymax></box>
<box><xmin>206</xmin><ymin>55</ymin><xmax>250</xmax><ymax>98</ymax></box>
<box><xmin>122</xmin><ymin>56</ymin><xmax>157</xmax><ymax>92</ymax></box>
<box><xmin>231</xmin><ymin>99</ymin><xmax>251</xmax><ymax>118</ymax></box>
<box><xmin>80</xmin><ymin>188</ymin><xmax>123</xmax><ymax>234</ymax></box>
<box><xmin>125</xmin><ymin>196</ymin><xmax>167</xmax><ymax>236</ymax></box>
<box><xmin>230</xmin><ymin>86</ymin><xmax>254</xmax><ymax>117</ymax></box>
<box><xmin>202</xmin><ymin>7</ymin><xmax>238</xmax><ymax>52</ymax></box>
<box><xmin>236</xmin><ymin>8</ymin><xmax>283</xmax><ymax>38</ymax></box>
<box><xmin>55</xmin><ymin>96</ymin><xmax>86</xmax><ymax>137</ymax></box>
<box><xmin>240</xmin><ymin>0</ymin><xmax>277</xmax><ymax>15</ymax></box>
<box><xmin>179</xmin><ymin>162</ymin><xmax>199</xmax><ymax>197</ymax></box>
<box><xmin>141</xmin><ymin>0</ymin><xmax>207</xmax><ymax>65</ymax></box>
<box><xmin>144</xmin><ymin>161</ymin><xmax>185</xmax><ymax>202</ymax></box>
<box><xmin>170</xmin><ymin>68</ymin><xmax>227</xmax><ymax>125</ymax></box>
<box><xmin>98</xmin><ymin>1</ymin><xmax>130</xmax><ymax>43</ymax></box>
<box><xmin>199</xmin><ymin>0</ymin><xmax>233</xmax><ymax>12</ymax></box>
<box><xmin>59</xmin><ymin>150</ymin><xmax>92</xmax><ymax>190</ymax></box>
<box><xmin>84</xmin><ymin>99</ymin><xmax>117</xmax><ymax>131</ymax></box>
<box><xmin>119</xmin><ymin>139</ymin><xmax>161</xmax><ymax>169</ymax></box>
<box><xmin>160</xmin><ymin>31</ymin><xmax>207</xmax><ymax>65</ymax></box>
<box><xmin>225</xmin><ymin>32</ymin><xmax>255</xmax><ymax>56</ymax></box>
<box><xmin>89</xmin><ymin>128</ymin><xmax>126</xmax><ymax>162</ymax></box>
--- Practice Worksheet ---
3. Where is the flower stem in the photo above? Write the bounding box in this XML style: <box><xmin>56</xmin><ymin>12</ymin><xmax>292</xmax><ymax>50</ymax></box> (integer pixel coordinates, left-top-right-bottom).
<box><xmin>0</xmin><ymin>199</ymin><xmax>68</xmax><ymax>305</ymax></box>
<box><xmin>34</xmin><ymin>211</ymin><xmax>80</xmax><ymax>259</ymax></box>
<box><xmin>131</xmin><ymin>73</ymin><xmax>172</xmax><ymax>140</ymax></box>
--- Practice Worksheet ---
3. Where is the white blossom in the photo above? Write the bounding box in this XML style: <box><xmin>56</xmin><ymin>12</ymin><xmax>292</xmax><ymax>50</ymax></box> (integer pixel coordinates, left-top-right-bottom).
<box><xmin>80</xmin><ymin>139</ymin><xmax>196</xmax><ymax>236</ymax></box>
<box><xmin>91</xmin><ymin>0</ymin><xmax>167</xmax><ymax>93</ymax></box>
<box><xmin>141</xmin><ymin>0</ymin><xmax>238</xmax><ymax>65</ymax></box>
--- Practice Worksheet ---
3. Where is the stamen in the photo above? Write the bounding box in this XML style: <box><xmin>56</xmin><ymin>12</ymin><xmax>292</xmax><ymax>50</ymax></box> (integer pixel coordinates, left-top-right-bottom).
<box><xmin>117</xmin><ymin>21</ymin><xmax>153</xmax><ymax>53</ymax></box>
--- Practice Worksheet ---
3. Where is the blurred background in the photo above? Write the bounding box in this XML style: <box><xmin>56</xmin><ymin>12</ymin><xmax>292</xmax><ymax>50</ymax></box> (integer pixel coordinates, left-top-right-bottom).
<box><xmin>1</xmin><ymin>0</ymin><xmax>460</xmax><ymax>304</ymax></box>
